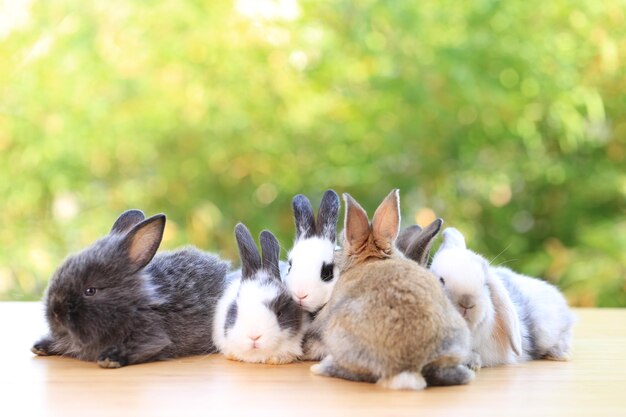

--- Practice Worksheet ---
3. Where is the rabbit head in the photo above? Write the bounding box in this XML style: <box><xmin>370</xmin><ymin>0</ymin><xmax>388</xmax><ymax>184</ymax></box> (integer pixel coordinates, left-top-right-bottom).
<box><xmin>430</xmin><ymin>228</ymin><xmax>522</xmax><ymax>355</ymax></box>
<box><xmin>44</xmin><ymin>210</ymin><xmax>165</xmax><ymax>349</ymax></box>
<box><xmin>220</xmin><ymin>224</ymin><xmax>306</xmax><ymax>364</ymax></box>
<box><xmin>284</xmin><ymin>190</ymin><xmax>340</xmax><ymax>313</ymax></box>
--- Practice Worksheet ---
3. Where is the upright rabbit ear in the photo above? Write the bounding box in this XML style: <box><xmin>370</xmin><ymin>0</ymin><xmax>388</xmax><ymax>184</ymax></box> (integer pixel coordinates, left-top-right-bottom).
<box><xmin>371</xmin><ymin>189</ymin><xmax>401</xmax><ymax>251</ymax></box>
<box><xmin>405</xmin><ymin>218</ymin><xmax>444</xmax><ymax>266</ymax></box>
<box><xmin>483</xmin><ymin>261</ymin><xmax>522</xmax><ymax>356</ymax></box>
<box><xmin>260</xmin><ymin>230</ymin><xmax>281</xmax><ymax>280</ymax></box>
<box><xmin>396</xmin><ymin>225</ymin><xmax>422</xmax><ymax>254</ymax></box>
<box><xmin>441</xmin><ymin>227</ymin><xmax>467</xmax><ymax>250</ymax></box>
<box><xmin>235</xmin><ymin>223</ymin><xmax>262</xmax><ymax>280</ymax></box>
<box><xmin>292</xmin><ymin>194</ymin><xmax>316</xmax><ymax>240</ymax></box>
<box><xmin>110</xmin><ymin>209</ymin><xmax>146</xmax><ymax>235</ymax></box>
<box><xmin>122</xmin><ymin>214</ymin><xmax>166</xmax><ymax>272</ymax></box>
<box><xmin>343</xmin><ymin>193</ymin><xmax>370</xmax><ymax>249</ymax></box>
<box><xmin>316</xmin><ymin>189</ymin><xmax>340</xmax><ymax>242</ymax></box>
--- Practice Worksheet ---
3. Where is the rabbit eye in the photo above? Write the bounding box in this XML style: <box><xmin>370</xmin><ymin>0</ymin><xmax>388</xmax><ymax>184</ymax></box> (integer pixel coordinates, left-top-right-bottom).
<box><xmin>84</xmin><ymin>287</ymin><xmax>97</xmax><ymax>296</ymax></box>
<box><xmin>287</xmin><ymin>259</ymin><xmax>292</xmax><ymax>273</ymax></box>
<box><xmin>277</xmin><ymin>310</ymin><xmax>283</xmax><ymax>318</ymax></box>
<box><xmin>320</xmin><ymin>262</ymin><xmax>334</xmax><ymax>282</ymax></box>
<box><xmin>439</xmin><ymin>277</ymin><xmax>445</xmax><ymax>285</ymax></box>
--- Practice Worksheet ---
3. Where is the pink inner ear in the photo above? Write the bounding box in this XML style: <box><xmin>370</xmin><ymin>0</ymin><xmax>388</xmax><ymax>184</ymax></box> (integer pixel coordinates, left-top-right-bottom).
<box><xmin>372</xmin><ymin>192</ymin><xmax>400</xmax><ymax>246</ymax></box>
<box><xmin>345</xmin><ymin>202</ymin><xmax>370</xmax><ymax>247</ymax></box>
<box><xmin>129</xmin><ymin>225</ymin><xmax>161</xmax><ymax>265</ymax></box>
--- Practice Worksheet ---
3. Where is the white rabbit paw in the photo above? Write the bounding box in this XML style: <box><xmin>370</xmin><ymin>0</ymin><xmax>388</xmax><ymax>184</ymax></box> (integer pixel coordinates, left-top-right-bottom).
<box><xmin>467</xmin><ymin>352</ymin><xmax>482</xmax><ymax>371</ymax></box>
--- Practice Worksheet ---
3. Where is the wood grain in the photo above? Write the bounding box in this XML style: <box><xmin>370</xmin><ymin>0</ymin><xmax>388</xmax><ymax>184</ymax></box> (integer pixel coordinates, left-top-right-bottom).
<box><xmin>2</xmin><ymin>303</ymin><xmax>625</xmax><ymax>417</ymax></box>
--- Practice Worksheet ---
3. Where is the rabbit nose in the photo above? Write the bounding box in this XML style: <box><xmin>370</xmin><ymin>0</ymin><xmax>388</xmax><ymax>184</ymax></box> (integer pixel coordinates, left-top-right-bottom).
<box><xmin>296</xmin><ymin>292</ymin><xmax>308</xmax><ymax>301</ymax></box>
<box><xmin>248</xmin><ymin>334</ymin><xmax>262</xmax><ymax>341</ymax></box>
<box><xmin>458</xmin><ymin>295</ymin><xmax>475</xmax><ymax>311</ymax></box>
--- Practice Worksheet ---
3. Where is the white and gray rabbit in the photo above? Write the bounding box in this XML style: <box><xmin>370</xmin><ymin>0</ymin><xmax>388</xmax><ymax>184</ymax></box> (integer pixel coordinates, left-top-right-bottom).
<box><xmin>283</xmin><ymin>189</ymin><xmax>341</xmax><ymax>314</ymax></box>
<box><xmin>31</xmin><ymin>209</ymin><xmax>230</xmax><ymax>368</ymax></box>
<box><xmin>213</xmin><ymin>224</ymin><xmax>308</xmax><ymax>364</ymax></box>
<box><xmin>428</xmin><ymin>227</ymin><xmax>575</xmax><ymax>369</ymax></box>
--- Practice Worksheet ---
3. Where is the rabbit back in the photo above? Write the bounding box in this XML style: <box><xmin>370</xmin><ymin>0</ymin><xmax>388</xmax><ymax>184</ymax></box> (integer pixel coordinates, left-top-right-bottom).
<box><xmin>324</xmin><ymin>258</ymin><xmax>470</xmax><ymax>379</ymax></box>
<box><xmin>146</xmin><ymin>247</ymin><xmax>230</xmax><ymax>356</ymax></box>
<box><xmin>496</xmin><ymin>267</ymin><xmax>574</xmax><ymax>360</ymax></box>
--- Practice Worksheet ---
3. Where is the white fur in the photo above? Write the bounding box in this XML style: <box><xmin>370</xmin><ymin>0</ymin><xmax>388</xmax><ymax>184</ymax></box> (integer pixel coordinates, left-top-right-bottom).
<box><xmin>284</xmin><ymin>237</ymin><xmax>337</xmax><ymax>313</ymax></box>
<box><xmin>494</xmin><ymin>266</ymin><xmax>574</xmax><ymax>360</ymax></box>
<box><xmin>377</xmin><ymin>372</ymin><xmax>427</xmax><ymax>391</ymax></box>
<box><xmin>213</xmin><ymin>272</ymin><xmax>306</xmax><ymax>364</ymax></box>
<box><xmin>141</xmin><ymin>273</ymin><xmax>168</xmax><ymax>305</ymax></box>
<box><xmin>430</xmin><ymin>227</ymin><xmax>574</xmax><ymax>368</ymax></box>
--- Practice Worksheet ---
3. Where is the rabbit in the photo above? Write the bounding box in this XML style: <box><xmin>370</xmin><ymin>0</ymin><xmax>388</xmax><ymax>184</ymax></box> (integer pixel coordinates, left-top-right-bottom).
<box><xmin>429</xmin><ymin>227</ymin><xmax>575</xmax><ymax>370</ymax></box>
<box><xmin>213</xmin><ymin>223</ymin><xmax>309</xmax><ymax>364</ymax></box>
<box><xmin>302</xmin><ymin>219</ymin><xmax>445</xmax><ymax>362</ymax></box>
<box><xmin>283</xmin><ymin>189</ymin><xmax>341</xmax><ymax>313</ymax></box>
<box><xmin>310</xmin><ymin>190</ymin><xmax>474</xmax><ymax>390</ymax></box>
<box><xmin>31</xmin><ymin>209</ymin><xmax>230</xmax><ymax>368</ymax></box>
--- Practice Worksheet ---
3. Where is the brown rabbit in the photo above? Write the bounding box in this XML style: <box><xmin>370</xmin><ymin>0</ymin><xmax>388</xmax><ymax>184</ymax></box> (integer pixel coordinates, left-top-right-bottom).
<box><xmin>310</xmin><ymin>190</ymin><xmax>474</xmax><ymax>390</ymax></box>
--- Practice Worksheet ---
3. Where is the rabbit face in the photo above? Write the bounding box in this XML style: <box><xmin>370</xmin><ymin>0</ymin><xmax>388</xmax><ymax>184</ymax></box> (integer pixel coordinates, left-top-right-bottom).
<box><xmin>430</xmin><ymin>247</ymin><xmax>492</xmax><ymax>331</ymax></box>
<box><xmin>222</xmin><ymin>275</ymin><xmax>303</xmax><ymax>361</ymax></box>
<box><xmin>285</xmin><ymin>237</ymin><xmax>337</xmax><ymax>312</ymax></box>
<box><xmin>43</xmin><ymin>211</ymin><xmax>166</xmax><ymax>349</ymax></box>
<box><xmin>284</xmin><ymin>190</ymin><xmax>340</xmax><ymax>313</ymax></box>
<box><xmin>45</xmin><ymin>237</ymin><xmax>154</xmax><ymax>346</ymax></box>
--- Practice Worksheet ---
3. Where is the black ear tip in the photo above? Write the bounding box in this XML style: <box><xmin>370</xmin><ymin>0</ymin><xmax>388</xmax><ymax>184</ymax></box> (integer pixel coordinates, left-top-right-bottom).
<box><xmin>427</xmin><ymin>218</ymin><xmax>444</xmax><ymax>234</ymax></box>
<box><xmin>147</xmin><ymin>213</ymin><xmax>167</xmax><ymax>227</ymax></box>
<box><xmin>235</xmin><ymin>223</ymin><xmax>250</xmax><ymax>236</ymax></box>
<box><xmin>260</xmin><ymin>229</ymin><xmax>278</xmax><ymax>243</ymax></box>
<box><xmin>122</xmin><ymin>209</ymin><xmax>146</xmax><ymax>218</ymax></box>
<box><xmin>323</xmin><ymin>189</ymin><xmax>340</xmax><ymax>204</ymax></box>
<box><xmin>292</xmin><ymin>194</ymin><xmax>312</xmax><ymax>210</ymax></box>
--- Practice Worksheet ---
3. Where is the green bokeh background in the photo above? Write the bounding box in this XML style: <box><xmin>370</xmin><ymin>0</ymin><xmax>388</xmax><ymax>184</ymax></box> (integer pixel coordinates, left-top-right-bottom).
<box><xmin>0</xmin><ymin>0</ymin><xmax>624</xmax><ymax>305</ymax></box>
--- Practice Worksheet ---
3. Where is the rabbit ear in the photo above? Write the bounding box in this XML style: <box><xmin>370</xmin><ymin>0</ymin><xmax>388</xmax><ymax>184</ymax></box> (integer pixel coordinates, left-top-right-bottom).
<box><xmin>404</xmin><ymin>218</ymin><xmax>444</xmax><ymax>266</ymax></box>
<box><xmin>343</xmin><ymin>193</ymin><xmax>370</xmax><ymax>249</ymax></box>
<box><xmin>371</xmin><ymin>189</ymin><xmax>401</xmax><ymax>251</ymax></box>
<box><xmin>315</xmin><ymin>189</ymin><xmax>340</xmax><ymax>242</ymax></box>
<box><xmin>441</xmin><ymin>227</ymin><xmax>467</xmax><ymax>250</ymax></box>
<box><xmin>396</xmin><ymin>225</ymin><xmax>422</xmax><ymax>254</ymax></box>
<box><xmin>483</xmin><ymin>261</ymin><xmax>522</xmax><ymax>356</ymax></box>
<box><xmin>235</xmin><ymin>223</ymin><xmax>262</xmax><ymax>280</ymax></box>
<box><xmin>260</xmin><ymin>230</ymin><xmax>281</xmax><ymax>280</ymax></box>
<box><xmin>123</xmin><ymin>214</ymin><xmax>165</xmax><ymax>272</ymax></box>
<box><xmin>110</xmin><ymin>209</ymin><xmax>146</xmax><ymax>235</ymax></box>
<box><xmin>292</xmin><ymin>194</ymin><xmax>316</xmax><ymax>240</ymax></box>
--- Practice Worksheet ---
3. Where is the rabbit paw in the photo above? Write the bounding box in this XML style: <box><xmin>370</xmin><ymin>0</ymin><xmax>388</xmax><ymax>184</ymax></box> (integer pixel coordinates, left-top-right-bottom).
<box><xmin>265</xmin><ymin>355</ymin><xmax>296</xmax><ymax>365</ymax></box>
<box><xmin>31</xmin><ymin>337</ymin><xmax>54</xmax><ymax>356</ymax></box>
<box><xmin>467</xmin><ymin>352</ymin><xmax>482</xmax><ymax>371</ymax></box>
<box><xmin>310</xmin><ymin>355</ymin><xmax>334</xmax><ymax>376</ymax></box>
<box><xmin>97</xmin><ymin>347</ymin><xmax>125</xmax><ymax>369</ymax></box>
<box><xmin>302</xmin><ymin>339</ymin><xmax>327</xmax><ymax>361</ymax></box>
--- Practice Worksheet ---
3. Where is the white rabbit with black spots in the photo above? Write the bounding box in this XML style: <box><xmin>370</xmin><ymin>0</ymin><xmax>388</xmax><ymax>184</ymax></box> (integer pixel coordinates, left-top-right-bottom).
<box><xmin>214</xmin><ymin>224</ymin><xmax>308</xmax><ymax>364</ymax></box>
<box><xmin>284</xmin><ymin>189</ymin><xmax>341</xmax><ymax>313</ymax></box>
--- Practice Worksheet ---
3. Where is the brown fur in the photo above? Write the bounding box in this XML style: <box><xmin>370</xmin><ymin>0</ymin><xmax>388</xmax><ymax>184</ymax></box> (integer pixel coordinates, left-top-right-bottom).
<box><xmin>312</xmin><ymin>190</ymin><xmax>473</xmax><ymax>388</ymax></box>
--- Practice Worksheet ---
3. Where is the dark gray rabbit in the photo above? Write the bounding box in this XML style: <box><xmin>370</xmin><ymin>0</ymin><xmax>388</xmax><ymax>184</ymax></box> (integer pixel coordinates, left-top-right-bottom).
<box><xmin>32</xmin><ymin>209</ymin><xmax>230</xmax><ymax>368</ymax></box>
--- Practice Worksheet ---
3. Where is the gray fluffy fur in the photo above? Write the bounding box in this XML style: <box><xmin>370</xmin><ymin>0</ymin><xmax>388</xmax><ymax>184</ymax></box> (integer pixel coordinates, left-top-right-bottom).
<box><xmin>32</xmin><ymin>210</ymin><xmax>230</xmax><ymax>368</ymax></box>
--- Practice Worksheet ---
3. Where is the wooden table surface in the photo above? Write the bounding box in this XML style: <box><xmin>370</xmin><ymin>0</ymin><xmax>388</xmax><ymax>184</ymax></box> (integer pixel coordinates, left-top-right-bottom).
<box><xmin>2</xmin><ymin>303</ymin><xmax>625</xmax><ymax>417</ymax></box>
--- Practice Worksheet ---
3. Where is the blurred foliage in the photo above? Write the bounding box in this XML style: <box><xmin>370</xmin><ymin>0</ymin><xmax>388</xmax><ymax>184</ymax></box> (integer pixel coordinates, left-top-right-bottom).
<box><xmin>0</xmin><ymin>0</ymin><xmax>624</xmax><ymax>306</ymax></box>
